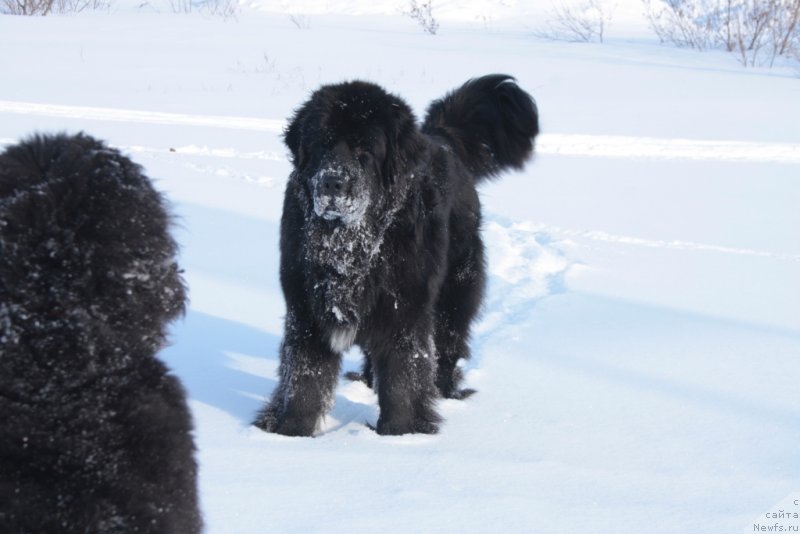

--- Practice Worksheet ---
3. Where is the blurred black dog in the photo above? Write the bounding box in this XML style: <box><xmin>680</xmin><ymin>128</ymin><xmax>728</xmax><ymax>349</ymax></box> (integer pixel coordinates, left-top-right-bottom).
<box><xmin>254</xmin><ymin>74</ymin><xmax>539</xmax><ymax>436</ymax></box>
<box><xmin>0</xmin><ymin>133</ymin><xmax>202</xmax><ymax>533</ymax></box>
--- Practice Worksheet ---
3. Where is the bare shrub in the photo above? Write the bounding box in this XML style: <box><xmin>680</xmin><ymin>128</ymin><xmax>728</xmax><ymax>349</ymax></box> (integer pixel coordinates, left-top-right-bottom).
<box><xmin>643</xmin><ymin>0</ymin><xmax>718</xmax><ymax>49</ymax></box>
<box><xmin>643</xmin><ymin>0</ymin><xmax>800</xmax><ymax>66</ymax></box>
<box><xmin>160</xmin><ymin>0</ymin><xmax>238</xmax><ymax>18</ymax></box>
<box><xmin>405</xmin><ymin>0</ymin><xmax>439</xmax><ymax>35</ymax></box>
<box><xmin>2</xmin><ymin>0</ymin><xmax>110</xmax><ymax>15</ymax></box>
<box><xmin>765</xmin><ymin>0</ymin><xmax>800</xmax><ymax>63</ymax></box>
<box><xmin>165</xmin><ymin>0</ymin><xmax>190</xmax><ymax>13</ymax></box>
<box><xmin>537</xmin><ymin>0</ymin><xmax>613</xmax><ymax>43</ymax></box>
<box><xmin>1</xmin><ymin>0</ymin><xmax>55</xmax><ymax>14</ymax></box>
<box><xmin>730</xmin><ymin>1</ymin><xmax>775</xmax><ymax>64</ymax></box>
<box><xmin>203</xmin><ymin>0</ymin><xmax>238</xmax><ymax>20</ymax></box>
<box><xmin>289</xmin><ymin>13</ymin><xmax>311</xmax><ymax>29</ymax></box>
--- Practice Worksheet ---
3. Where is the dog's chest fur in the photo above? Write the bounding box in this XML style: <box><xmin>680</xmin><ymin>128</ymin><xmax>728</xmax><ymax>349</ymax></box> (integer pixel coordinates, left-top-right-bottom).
<box><xmin>297</xmin><ymin>171</ymin><xmax>426</xmax><ymax>353</ymax></box>
<box><xmin>303</xmin><ymin>215</ymin><xmax>386</xmax><ymax>346</ymax></box>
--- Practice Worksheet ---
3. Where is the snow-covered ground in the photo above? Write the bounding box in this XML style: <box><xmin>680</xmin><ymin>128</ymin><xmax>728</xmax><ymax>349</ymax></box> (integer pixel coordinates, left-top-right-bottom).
<box><xmin>1</xmin><ymin>2</ymin><xmax>799</xmax><ymax>532</ymax></box>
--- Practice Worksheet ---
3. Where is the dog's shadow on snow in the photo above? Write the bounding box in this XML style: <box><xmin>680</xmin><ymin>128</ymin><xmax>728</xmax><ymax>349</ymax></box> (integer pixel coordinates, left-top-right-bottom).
<box><xmin>160</xmin><ymin>202</ymin><xmax>285</xmax><ymax>423</ymax></box>
<box><xmin>162</xmin><ymin>311</ymin><xmax>280</xmax><ymax>422</ymax></box>
<box><xmin>162</xmin><ymin>309</ymin><xmax>379</xmax><ymax>431</ymax></box>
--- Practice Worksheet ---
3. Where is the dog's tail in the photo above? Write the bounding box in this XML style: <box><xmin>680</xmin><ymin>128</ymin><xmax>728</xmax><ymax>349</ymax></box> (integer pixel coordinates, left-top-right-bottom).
<box><xmin>421</xmin><ymin>74</ymin><xmax>539</xmax><ymax>182</ymax></box>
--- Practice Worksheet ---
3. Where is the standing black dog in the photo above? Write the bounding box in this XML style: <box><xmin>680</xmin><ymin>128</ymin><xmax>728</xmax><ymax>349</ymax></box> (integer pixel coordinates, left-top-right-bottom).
<box><xmin>0</xmin><ymin>133</ymin><xmax>202</xmax><ymax>532</ymax></box>
<box><xmin>254</xmin><ymin>74</ymin><xmax>539</xmax><ymax>436</ymax></box>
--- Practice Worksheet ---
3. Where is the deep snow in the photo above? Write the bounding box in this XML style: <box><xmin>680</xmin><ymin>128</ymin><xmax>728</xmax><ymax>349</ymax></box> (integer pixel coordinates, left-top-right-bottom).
<box><xmin>1</xmin><ymin>1</ymin><xmax>799</xmax><ymax>532</ymax></box>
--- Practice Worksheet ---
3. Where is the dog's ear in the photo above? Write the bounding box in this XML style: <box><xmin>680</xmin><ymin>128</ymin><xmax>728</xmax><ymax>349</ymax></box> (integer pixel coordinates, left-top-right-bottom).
<box><xmin>283</xmin><ymin>104</ymin><xmax>310</xmax><ymax>168</ymax></box>
<box><xmin>382</xmin><ymin>98</ymin><xmax>422</xmax><ymax>185</ymax></box>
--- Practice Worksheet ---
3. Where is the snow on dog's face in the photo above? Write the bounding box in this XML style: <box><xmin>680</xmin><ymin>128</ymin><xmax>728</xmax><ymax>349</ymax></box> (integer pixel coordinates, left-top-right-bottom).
<box><xmin>283</xmin><ymin>80</ymin><xmax>423</xmax><ymax>228</ymax></box>
<box><xmin>308</xmin><ymin>143</ymin><xmax>380</xmax><ymax>227</ymax></box>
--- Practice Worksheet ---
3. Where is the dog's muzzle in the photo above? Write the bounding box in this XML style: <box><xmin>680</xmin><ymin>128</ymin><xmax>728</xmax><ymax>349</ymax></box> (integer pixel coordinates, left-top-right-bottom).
<box><xmin>311</xmin><ymin>170</ymin><xmax>368</xmax><ymax>225</ymax></box>
<box><xmin>314</xmin><ymin>173</ymin><xmax>346</xmax><ymax>220</ymax></box>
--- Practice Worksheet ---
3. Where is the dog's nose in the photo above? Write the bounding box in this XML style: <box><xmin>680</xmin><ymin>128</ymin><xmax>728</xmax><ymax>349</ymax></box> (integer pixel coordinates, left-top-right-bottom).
<box><xmin>319</xmin><ymin>173</ymin><xmax>345</xmax><ymax>196</ymax></box>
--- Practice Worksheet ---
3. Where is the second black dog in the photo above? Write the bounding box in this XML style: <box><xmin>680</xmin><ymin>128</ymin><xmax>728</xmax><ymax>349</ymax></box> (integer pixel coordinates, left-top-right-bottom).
<box><xmin>0</xmin><ymin>133</ymin><xmax>202</xmax><ymax>533</ymax></box>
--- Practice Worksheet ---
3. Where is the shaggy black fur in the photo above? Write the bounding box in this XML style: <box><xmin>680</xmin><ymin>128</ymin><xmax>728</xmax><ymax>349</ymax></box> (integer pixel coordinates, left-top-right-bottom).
<box><xmin>0</xmin><ymin>133</ymin><xmax>202</xmax><ymax>533</ymax></box>
<box><xmin>253</xmin><ymin>74</ymin><xmax>539</xmax><ymax>436</ymax></box>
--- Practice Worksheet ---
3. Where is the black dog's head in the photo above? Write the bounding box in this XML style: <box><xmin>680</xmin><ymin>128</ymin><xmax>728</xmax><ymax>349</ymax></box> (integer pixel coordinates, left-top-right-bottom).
<box><xmin>284</xmin><ymin>81</ymin><xmax>422</xmax><ymax>226</ymax></box>
<box><xmin>0</xmin><ymin>133</ymin><xmax>186</xmax><ymax>353</ymax></box>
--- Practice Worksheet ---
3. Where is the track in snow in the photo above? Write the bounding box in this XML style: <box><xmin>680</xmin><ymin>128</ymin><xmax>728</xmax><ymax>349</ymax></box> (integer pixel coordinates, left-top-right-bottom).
<box><xmin>2</xmin><ymin>99</ymin><xmax>800</xmax><ymax>164</ymax></box>
<box><xmin>512</xmin><ymin>221</ymin><xmax>800</xmax><ymax>263</ymax></box>
<box><xmin>0</xmin><ymin>99</ymin><xmax>284</xmax><ymax>132</ymax></box>
<box><xmin>3</xmin><ymin>100</ymin><xmax>799</xmax><ymax>263</ymax></box>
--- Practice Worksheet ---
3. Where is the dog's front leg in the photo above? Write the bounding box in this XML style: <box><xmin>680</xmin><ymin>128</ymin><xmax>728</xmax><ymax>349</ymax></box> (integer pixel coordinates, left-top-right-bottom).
<box><xmin>370</xmin><ymin>329</ymin><xmax>442</xmax><ymax>435</ymax></box>
<box><xmin>253</xmin><ymin>316</ymin><xmax>341</xmax><ymax>437</ymax></box>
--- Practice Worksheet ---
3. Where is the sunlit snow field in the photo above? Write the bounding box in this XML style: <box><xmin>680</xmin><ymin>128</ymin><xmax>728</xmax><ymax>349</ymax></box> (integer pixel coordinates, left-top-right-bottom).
<box><xmin>1</xmin><ymin>1</ymin><xmax>799</xmax><ymax>532</ymax></box>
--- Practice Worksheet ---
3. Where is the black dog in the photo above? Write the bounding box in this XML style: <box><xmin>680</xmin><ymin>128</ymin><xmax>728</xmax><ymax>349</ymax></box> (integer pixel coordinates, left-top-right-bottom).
<box><xmin>254</xmin><ymin>74</ymin><xmax>539</xmax><ymax>436</ymax></box>
<box><xmin>0</xmin><ymin>133</ymin><xmax>202</xmax><ymax>532</ymax></box>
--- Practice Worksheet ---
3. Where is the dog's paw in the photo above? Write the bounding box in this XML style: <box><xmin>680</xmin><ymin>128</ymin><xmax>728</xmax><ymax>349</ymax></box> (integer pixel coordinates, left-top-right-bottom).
<box><xmin>436</xmin><ymin>380</ymin><xmax>477</xmax><ymax>400</ymax></box>
<box><xmin>447</xmin><ymin>388</ymin><xmax>477</xmax><ymax>400</ymax></box>
<box><xmin>252</xmin><ymin>409</ymin><xmax>278</xmax><ymax>433</ymax></box>
<box><xmin>375</xmin><ymin>417</ymin><xmax>440</xmax><ymax>436</ymax></box>
<box><xmin>344</xmin><ymin>371</ymin><xmax>368</xmax><ymax>383</ymax></box>
<box><xmin>255</xmin><ymin>416</ymin><xmax>316</xmax><ymax>437</ymax></box>
<box><xmin>253</xmin><ymin>406</ymin><xmax>316</xmax><ymax>437</ymax></box>
<box><xmin>273</xmin><ymin>417</ymin><xmax>317</xmax><ymax>437</ymax></box>
<box><xmin>435</xmin><ymin>371</ymin><xmax>473</xmax><ymax>400</ymax></box>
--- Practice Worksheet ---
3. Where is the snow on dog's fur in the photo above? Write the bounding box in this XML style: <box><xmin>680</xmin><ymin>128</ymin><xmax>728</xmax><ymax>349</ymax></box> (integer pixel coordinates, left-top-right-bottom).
<box><xmin>0</xmin><ymin>133</ymin><xmax>202</xmax><ymax>533</ymax></box>
<box><xmin>253</xmin><ymin>74</ymin><xmax>539</xmax><ymax>436</ymax></box>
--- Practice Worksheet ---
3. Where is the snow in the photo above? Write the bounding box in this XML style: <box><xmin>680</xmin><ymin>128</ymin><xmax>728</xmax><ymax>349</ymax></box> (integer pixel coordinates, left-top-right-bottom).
<box><xmin>1</xmin><ymin>1</ymin><xmax>799</xmax><ymax>532</ymax></box>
